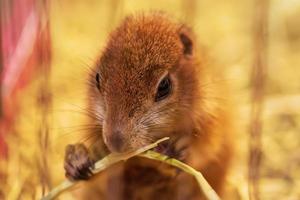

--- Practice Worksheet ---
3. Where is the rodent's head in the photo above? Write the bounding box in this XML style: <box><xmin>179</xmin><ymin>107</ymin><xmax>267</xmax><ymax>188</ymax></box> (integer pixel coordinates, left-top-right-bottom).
<box><xmin>89</xmin><ymin>13</ymin><xmax>200</xmax><ymax>153</ymax></box>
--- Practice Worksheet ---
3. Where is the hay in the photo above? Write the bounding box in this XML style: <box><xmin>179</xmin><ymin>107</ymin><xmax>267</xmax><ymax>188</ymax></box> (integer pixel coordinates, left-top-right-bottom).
<box><xmin>41</xmin><ymin>137</ymin><xmax>220</xmax><ymax>200</ymax></box>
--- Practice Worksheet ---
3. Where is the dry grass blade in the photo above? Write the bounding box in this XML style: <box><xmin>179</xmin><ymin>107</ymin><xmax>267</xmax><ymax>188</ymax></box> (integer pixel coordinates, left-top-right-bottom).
<box><xmin>139</xmin><ymin>151</ymin><xmax>220</xmax><ymax>200</ymax></box>
<box><xmin>41</xmin><ymin>137</ymin><xmax>169</xmax><ymax>200</ymax></box>
<box><xmin>248</xmin><ymin>0</ymin><xmax>269</xmax><ymax>199</ymax></box>
<box><xmin>41</xmin><ymin>136</ymin><xmax>220</xmax><ymax>200</ymax></box>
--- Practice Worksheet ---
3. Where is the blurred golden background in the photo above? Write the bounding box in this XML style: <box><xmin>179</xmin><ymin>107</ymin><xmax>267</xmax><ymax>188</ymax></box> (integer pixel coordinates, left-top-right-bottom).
<box><xmin>0</xmin><ymin>0</ymin><xmax>300</xmax><ymax>199</ymax></box>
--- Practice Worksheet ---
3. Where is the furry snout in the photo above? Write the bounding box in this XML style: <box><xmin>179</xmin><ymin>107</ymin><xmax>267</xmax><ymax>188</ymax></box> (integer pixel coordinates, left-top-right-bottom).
<box><xmin>104</xmin><ymin>130</ymin><xmax>130</xmax><ymax>153</ymax></box>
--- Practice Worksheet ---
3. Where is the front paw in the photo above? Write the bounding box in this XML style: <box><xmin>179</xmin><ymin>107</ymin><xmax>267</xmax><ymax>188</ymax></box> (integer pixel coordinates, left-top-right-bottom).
<box><xmin>64</xmin><ymin>143</ymin><xmax>95</xmax><ymax>181</ymax></box>
<box><xmin>155</xmin><ymin>136</ymin><xmax>189</xmax><ymax>161</ymax></box>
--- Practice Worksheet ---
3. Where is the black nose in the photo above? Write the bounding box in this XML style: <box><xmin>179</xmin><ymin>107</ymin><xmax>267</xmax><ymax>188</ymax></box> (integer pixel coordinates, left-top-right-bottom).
<box><xmin>109</xmin><ymin>131</ymin><xmax>125</xmax><ymax>153</ymax></box>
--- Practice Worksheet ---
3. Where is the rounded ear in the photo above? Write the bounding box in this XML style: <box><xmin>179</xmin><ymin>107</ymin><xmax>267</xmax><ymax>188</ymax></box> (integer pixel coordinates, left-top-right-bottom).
<box><xmin>178</xmin><ymin>25</ymin><xmax>194</xmax><ymax>57</ymax></box>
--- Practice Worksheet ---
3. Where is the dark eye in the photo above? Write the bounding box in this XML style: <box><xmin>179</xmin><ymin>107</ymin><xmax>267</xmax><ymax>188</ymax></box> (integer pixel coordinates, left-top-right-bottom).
<box><xmin>96</xmin><ymin>73</ymin><xmax>100</xmax><ymax>90</ymax></box>
<box><xmin>155</xmin><ymin>75</ymin><xmax>172</xmax><ymax>102</ymax></box>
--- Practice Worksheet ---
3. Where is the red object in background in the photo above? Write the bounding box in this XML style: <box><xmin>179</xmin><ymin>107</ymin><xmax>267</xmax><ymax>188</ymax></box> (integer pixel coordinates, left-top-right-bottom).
<box><xmin>0</xmin><ymin>0</ymin><xmax>51</xmax><ymax>158</ymax></box>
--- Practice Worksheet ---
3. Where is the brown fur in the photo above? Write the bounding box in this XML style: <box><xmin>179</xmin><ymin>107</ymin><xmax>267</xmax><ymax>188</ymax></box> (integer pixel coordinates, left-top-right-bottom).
<box><xmin>65</xmin><ymin>12</ymin><xmax>234</xmax><ymax>199</ymax></box>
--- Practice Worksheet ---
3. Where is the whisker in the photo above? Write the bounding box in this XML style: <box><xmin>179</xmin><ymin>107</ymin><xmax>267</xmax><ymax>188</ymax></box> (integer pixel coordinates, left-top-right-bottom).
<box><xmin>58</xmin><ymin>103</ymin><xmax>104</xmax><ymax>121</ymax></box>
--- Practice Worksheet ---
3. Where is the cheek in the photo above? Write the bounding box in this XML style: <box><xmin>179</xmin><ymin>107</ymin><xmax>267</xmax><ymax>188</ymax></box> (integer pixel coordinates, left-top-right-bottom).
<box><xmin>151</xmin><ymin>112</ymin><xmax>170</xmax><ymax>125</ymax></box>
<box><xmin>139</xmin><ymin>107</ymin><xmax>177</xmax><ymax>134</ymax></box>
<box><xmin>92</xmin><ymin>98</ymin><xmax>105</xmax><ymax>121</ymax></box>
<box><xmin>95</xmin><ymin>104</ymin><xmax>104</xmax><ymax>117</ymax></box>
<box><xmin>101</xmin><ymin>121</ymin><xmax>109</xmax><ymax>144</ymax></box>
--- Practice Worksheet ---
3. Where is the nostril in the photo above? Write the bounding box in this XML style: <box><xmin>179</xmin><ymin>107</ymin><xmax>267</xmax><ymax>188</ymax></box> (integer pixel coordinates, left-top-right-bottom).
<box><xmin>109</xmin><ymin>131</ymin><xmax>124</xmax><ymax>153</ymax></box>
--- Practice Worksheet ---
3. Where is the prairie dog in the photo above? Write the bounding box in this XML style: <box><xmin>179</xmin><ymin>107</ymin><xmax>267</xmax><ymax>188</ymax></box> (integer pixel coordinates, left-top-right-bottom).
<box><xmin>64</xmin><ymin>12</ymin><xmax>234</xmax><ymax>199</ymax></box>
